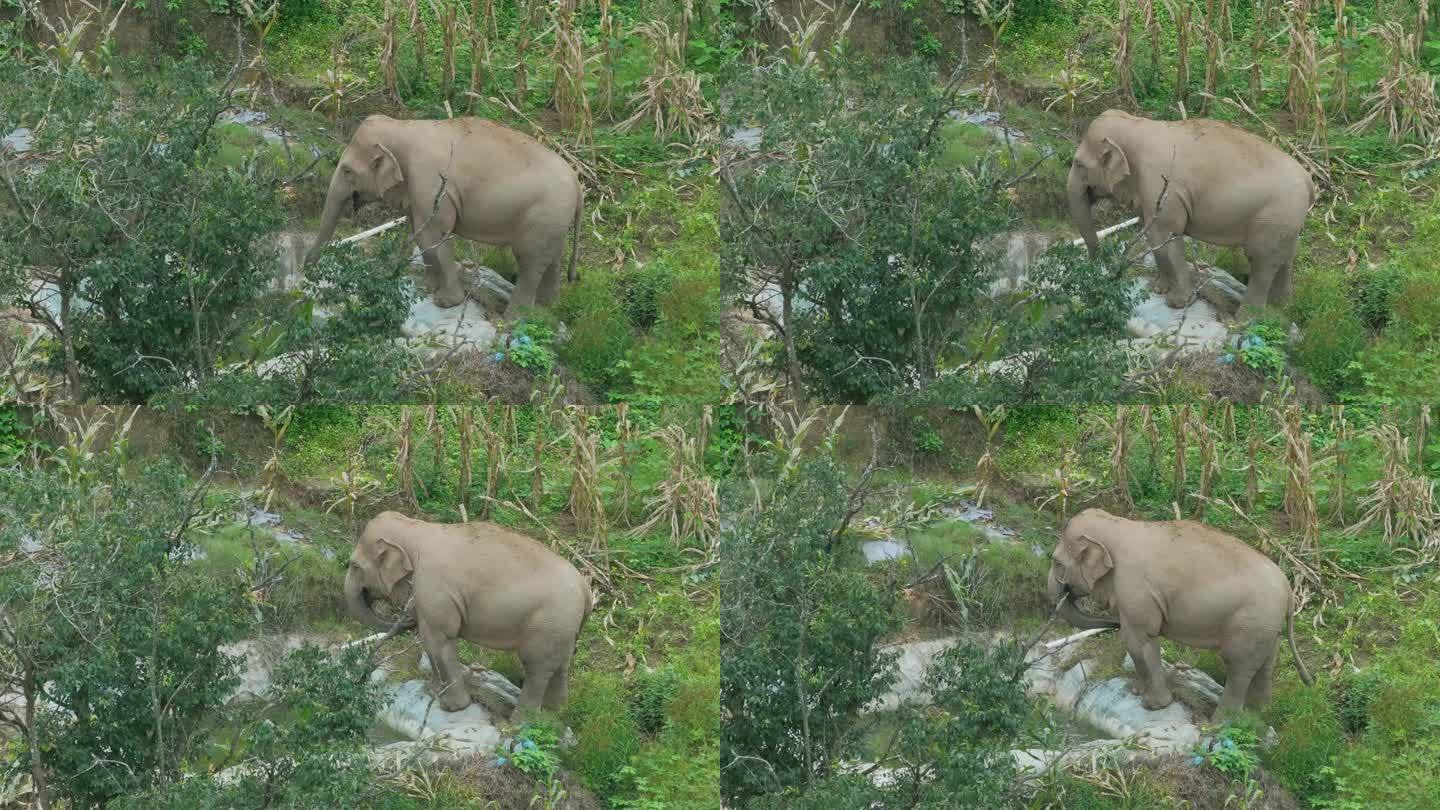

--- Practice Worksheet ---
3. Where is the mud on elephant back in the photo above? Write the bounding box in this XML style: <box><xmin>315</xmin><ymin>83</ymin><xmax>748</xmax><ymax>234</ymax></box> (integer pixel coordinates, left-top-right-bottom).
<box><xmin>304</xmin><ymin>115</ymin><xmax>583</xmax><ymax>319</ymax></box>
<box><xmin>1069</xmin><ymin>110</ymin><xmax>1316</xmax><ymax>315</ymax></box>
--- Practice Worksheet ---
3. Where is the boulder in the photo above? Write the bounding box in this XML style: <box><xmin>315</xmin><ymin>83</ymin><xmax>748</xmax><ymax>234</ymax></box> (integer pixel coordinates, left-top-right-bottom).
<box><xmin>221</xmin><ymin>634</ymin><xmax>322</xmax><ymax>704</ymax></box>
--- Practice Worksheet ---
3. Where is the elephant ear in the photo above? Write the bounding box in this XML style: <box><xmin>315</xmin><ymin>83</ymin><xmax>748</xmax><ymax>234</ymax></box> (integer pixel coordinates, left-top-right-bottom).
<box><xmin>1075</xmin><ymin>533</ymin><xmax>1115</xmax><ymax>591</ymax></box>
<box><xmin>375</xmin><ymin>536</ymin><xmax>415</xmax><ymax>595</ymax></box>
<box><xmin>1096</xmin><ymin>137</ymin><xmax>1131</xmax><ymax>190</ymax></box>
<box><xmin>371</xmin><ymin>144</ymin><xmax>405</xmax><ymax>196</ymax></box>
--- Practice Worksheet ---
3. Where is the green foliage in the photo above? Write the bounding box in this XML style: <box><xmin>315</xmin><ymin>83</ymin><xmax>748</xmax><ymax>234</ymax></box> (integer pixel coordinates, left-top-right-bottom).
<box><xmin>506</xmin><ymin>723</ymin><xmax>563</xmax><ymax>782</ymax></box>
<box><xmin>1192</xmin><ymin>723</ymin><xmax>1262</xmax><ymax>781</ymax></box>
<box><xmin>911</xmin><ymin>415</ymin><xmax>945</xmax><ymax>455</ymax></box>
<box><xmin>506</xmin><ymin>318</ymin><xmax>561</xmax><ymax>375</ymax></box>
<box><xmin>0</xmin><ymin>62</ymin><xmax>287</xmax><ymax>401</ymax></box>
<box><xmin>721</xmin><ymin>453</ymin><xmax>905</xmax><ymax>802</ymax></box>
<box><xmin>0</xmin><ymin>456</ymin><xmax>253</xmax><ymax>806</ymax></box>
<box><xmin>724</xmin><ymin>57</ymin><xmax>1134</xmax><ymax>404</ymax></box>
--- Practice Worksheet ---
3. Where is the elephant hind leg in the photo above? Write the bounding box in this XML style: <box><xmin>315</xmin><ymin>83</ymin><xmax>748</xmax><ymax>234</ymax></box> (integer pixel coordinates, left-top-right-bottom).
<box><xmin>1245</xmin><ymin>647</ymin><xmax>1277</xmax><ymax>710</ymax></box>
<box><xmin>516</xmin><ymin>641</ymin><xmax>565</xmax><ymax>716</ymax></box>
<box><xmin>1241</xmin><ymin>234</ymin><xmax>1297</xmax><ymax>313</ymax></box>
<box><xmin>1217</xmin><ymin>638</ymin><xmax>1269</xmax><ymax>720</ymax></box>
<box><xmin>542</xmin><ymin>656</ymin><xmax>571</xmax><ymax>709</ymax></box>
<box><xmin>536</xmin><ymin>258</ymin><xmax>564</xmax><ymax>307</ymax></box>
<box><xmin>508</xmin><ymin>238</ymin><xmax>566</xmax><ymax>318</ymax></box>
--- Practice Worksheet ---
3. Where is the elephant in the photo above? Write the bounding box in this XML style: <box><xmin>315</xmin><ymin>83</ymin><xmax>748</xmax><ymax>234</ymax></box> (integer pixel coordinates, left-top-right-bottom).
<box><xmin>306</xmin><ymin>115</ymin><xmax>583</xmax><ymax>317</ymax></box>
<box><xmin>344</xmin><ymin>511</ymin><xmax>593</xmax><ymax>715</ymax></box>
<box><xmin>1047</xmin><ymin>508</ymin><xmax>1313</xmax><ymax>719</ymax></box>
<box><xmin>1068</xmin><ymin>109</ymin><xmax>1316</xmax><ymax>313</ymax></box>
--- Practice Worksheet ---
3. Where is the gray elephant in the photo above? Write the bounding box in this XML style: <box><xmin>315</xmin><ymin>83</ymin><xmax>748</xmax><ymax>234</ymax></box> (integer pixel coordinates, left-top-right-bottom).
<box><xmin>1047</xmin><ymin>508</ymin><xmax>1313</xmax><ymax>719</ymax></box>
<box><xmin>306</xmin><ymin>115</ymin><xmax>582</xmax><ymax>317</ymax></box>
<box><xmin>1068</xmin><ymin>110</ymin><xmax>1315</xmax><ymax>313</ymax></box>
<box><xmin>345</xmin><ymin>511</ymin><xmax>592</xmax><ymax>714</ymax></box>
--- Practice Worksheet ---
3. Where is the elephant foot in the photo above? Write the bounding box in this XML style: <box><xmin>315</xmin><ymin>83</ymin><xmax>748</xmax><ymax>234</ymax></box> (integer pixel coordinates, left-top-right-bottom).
<box><xmin>1164</xmin><ymin>288</ymin><xmax>1195</xmax><ymax>309</ymax></box>
<box><xmin>1141</xmin><ymin>688</ymin><xmax>1174</xmax><ymax>710</ymax></box>
<box><xmin>437</xmin><ymin>687</ymin><xmax>472</xmax><ymax>712</ymax></box>
<box><xmin>432</xmin><ymin>286</ymin><xmax>468</xmax><ymax>309</ymax></box>
<box><xmin>1151</xmin><ymin>276</ymin><xmax>1173</xmax><ymax>296</ymax></box>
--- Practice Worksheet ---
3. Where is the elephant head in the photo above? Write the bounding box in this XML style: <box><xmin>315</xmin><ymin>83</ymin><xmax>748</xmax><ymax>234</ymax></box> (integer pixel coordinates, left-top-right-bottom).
<box><xmin>1068</xmin><ymin>127</ymin><xmax>1132</xmax><ymax>259</ymax></box>
<box><xmin>344</xmin><ymin>517</ymin><xmax>418</xmax><ymax>632</ymax></box>
<box><xmin>306</xmin><ymin>117</ymin><xmax>407</xmax><ymax>267</ymax></box>
<box><xmin>1047</xmin><ymin>532</ymin><xmax>1122</xmax><ymax>630</ymax></box>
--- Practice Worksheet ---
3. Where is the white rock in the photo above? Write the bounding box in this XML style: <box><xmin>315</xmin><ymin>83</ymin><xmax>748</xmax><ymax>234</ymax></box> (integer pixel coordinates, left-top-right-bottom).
<box><xmin>222</xmin><ymin>634</ymin><xmax>319</xmax><ymax>704</ymax></box>
<box><xmin>401</xmin><ymin>297</ymin><xmax>498</xmax><ymax>354</ymax></box>
<box><xmin>376</xmin><ymin>679</ymin><xmax>504</xmax><ymax>761</ymax></box>
<box><xmin>869</xmin><ymin>637</ymin><xmax>958</xmax><ymax>712</ymax></box>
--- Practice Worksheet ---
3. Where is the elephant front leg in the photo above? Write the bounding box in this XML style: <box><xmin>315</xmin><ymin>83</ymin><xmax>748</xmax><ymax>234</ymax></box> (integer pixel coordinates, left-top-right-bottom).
<box><xmin>419</xmin><ymin>233</ymin><xmax>467</xmax><ymax>309</ymax></box>
<box><xmin>420</xmin><ymin>627</ymin><xmax>472</xmax><ymax>712</ymax></box>
<box><xmin>1122</xmin><ymin>625</ymin><xmax>1173</xmax><ymax>710</ymax></box>
<box><xmin>1145</xmin><ymin>223</ymin><xmax>1195</xmax><ymax>309</ymax></box>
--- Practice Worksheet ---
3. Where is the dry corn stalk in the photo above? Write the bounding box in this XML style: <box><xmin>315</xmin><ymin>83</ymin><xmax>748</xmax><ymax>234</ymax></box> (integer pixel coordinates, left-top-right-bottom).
<box><xmin>1250</xmin><ymin>0</ymin><xmax>1269</xmax><ymax>102</ymax></box>
<box><xmin>408</xmin><ymin>0</ymin><xmax>427</xmax><ymax>83</ymax></box>
<box><xmin>1201</xmin><ymin>0</ymin><xmax>1223</xmax><ymax>113</ymax></box>
<box><xmin>433</xmin><ymin>0</ymin><xmax>459</xmax><ymax>98</ymax></box>
<box><xmin>1192</xmin><ymin>406</ymin><xmax>1219</xmax><ymax>518</ymax></box>
<box><xmin>1100</xmin><ymin>406</ymin><xmax>1134</xmax><ymax>509</ymax></box>
<box><xmin>1115</xmin><ymin>0</ymin><xmax>1136</xmax><ymax>106</ymax></box>
<box><xmin>1141</xmin><ymin>0</ymin><xmax>1162</xmax><ymax>78</ymax></box>
<box><xmin>622</xmin><ymin>19</ymin><xmax>713</xmax><ymax>143</ymax></box>
<box><xmin>1282</xmin><ymin>0</ymin><xmax>1327</xmax><ymax>145</ymax></box>
<box><xmin>381</xmin><ymin>0</ymin><xmax>401</xmax><ymax>103</ymax></box>
<box><xmin>325</xmin><ymin>443</ymin><xmax>381</xmax><ymax>531</ymax></box>
<box><xmin>1349</xmin><ymin>21</ymin><xmax>1440</xmax><ymax>143</ymax></box>
<box><xmin>457</xmin><ymin>404</ymin><xmax>475</xmax><ymax>516</ymax></box>
<box><xmin>973</xmin><ymin>406</ymin><xmax>1006</xmax><ymax>508</ymax></box>
<box><xmin>516</xmin><ymin>0</ymin><xmax>537</xmax><ymax>100</ymax></box>
<box><xmin>394</xmin><ymin>406</ymin><xmax>417</xmax><ymax>508</ymax></box>
<box><xmin>1277</xmin><ymin>405</ymin><xmax>1320</xmax><ymax>550</ymax></box>
<box><xmin>565</xmin><ymin>408</ymin><xmax>610</xmax><ymax>553</ymax></box>
<box><xmin>1165</xmin><ymin>0</ymin><xmax>1193</xmax><ymax>106</ymax></box>
<box><xmin>1172</xmin><ymin>405</ymin><xmax>1189</xmax><ymax>512</ymax></box>
<box><xmin>631</xmin><ymin>425</ymin><xmax>720</xmax><ymax>556</ymax></box>
<box><xmin>1348</xmin><ymin>424</ymin><xmax>1438</xmax><ymax>550</ymax></box>
<box><xmin>551</xmin><ymin>0</ymin><xmax>595</xmax><ymax>145</ymax></box>
<box><xmin>1245</xmin><ymin>414</ymin><xmax>1262</xmax><ymax>512</ymax></box>
<box><xmin>1332</xmin><ymin>0</ymin><xmax>1351</xmax><ymax>119</ymax></box>
<box><xmin>257</xmin><ymin>405</ymin><xmax>293</xmax><ymax>513</ymax></box>
<box><xmin>598</xmin><ymin>0</ymin><xmax>619</xmax><ymax>120</ymax></box>
<box><xmin>1140</xmin><ymin>404</ymin><xmax>1160</xmax><ymax>474</ymax></box>
<box><xmin>1417</xmin><ymin>403</ymin><xmax>1431</xmax><ymax>466</ymax></box>
<box><xmin>477</xmin><ymin>399</ymin><xmax>507</xmax><ymax>519</ymax></box>
<box><xmin>1327</xmin><ymin>405</ymin><xmax>1350</xmax><ymax>523</ymax></box>
<box><xmin>427</xmin><ymin>402</ymin><xmax>446</xmax><ymax>491</ymax></box>
<box><xmin>614</xmin><ymin>403</ymin><xmax>635</xmax><ymax>525</ymax></box>
<box><xmin>461</xmin><ymin>0</ymin><xmax>492</xmax><ymax>109</ymax></box>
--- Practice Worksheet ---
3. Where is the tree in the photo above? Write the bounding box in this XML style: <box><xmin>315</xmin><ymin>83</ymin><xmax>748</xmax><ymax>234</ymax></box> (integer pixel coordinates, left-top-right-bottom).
<box><xmin>721</xmin><ymin>449</ymin><xmax>1034</xmax><ymax>808</ymax></box>
<box><xmin>722</xmin><ymin>57</ymin><xmax>1137</xmax><ymax>404</ymax></box>
<box><xmin>0</xmin><ymin>62</ymin><xmax>287</xmax><ymax>401</ymax></box>
<box><xmin>0</xmin><ymin>431</ymin><xmax>251</xmax><ymax>807</ymax></box>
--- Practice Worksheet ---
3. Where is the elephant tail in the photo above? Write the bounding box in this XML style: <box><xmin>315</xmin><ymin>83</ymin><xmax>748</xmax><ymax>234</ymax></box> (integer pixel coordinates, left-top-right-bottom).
<box><xmin>1287</xmin><ymin>594</ymin><xmax>1315</xmax><ymax>687</ymax></box>
<box><xmin>566</xmin><ymin>190</ymin><xmax>583</xmax><ymax>285</ymax></box>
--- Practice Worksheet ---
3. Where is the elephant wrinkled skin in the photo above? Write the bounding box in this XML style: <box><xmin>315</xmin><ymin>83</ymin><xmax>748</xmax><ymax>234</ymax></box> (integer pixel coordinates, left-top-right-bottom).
<box><xmin>1047</xmin><ymin>508</ymin><xmax>1313</xmax><ymax>720</ymax></box>
<box><xmin>1068</xmin><ymin>109</ymin><xmax>1315</xmax><ymax>313</ymax></box>
<box><xmin>306</xmin><ymin>115</ymin><xmax>582</xmax><ymax>317</ymax></box>
<box><xmin>344</xmin><ymin>512</ymin><xmax>592</xmax><ymax>715</ymax></box>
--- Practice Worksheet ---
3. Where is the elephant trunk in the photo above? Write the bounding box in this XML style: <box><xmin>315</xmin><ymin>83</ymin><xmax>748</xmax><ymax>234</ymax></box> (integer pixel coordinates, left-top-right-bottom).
<box><xmin>1068</xmin><ymin>163</ymin><xmax>1100</xmax><ymax>259</ymax></box>
<box><xmin>344</xmin><ymin>568</ymin><xmax>394</xmax><ymax>632</ymax></box>
<box><xmin>308</xmin><ymin>171</ymin><xmax>351</xmax><ymax>265</ymax></box>
<box><xmin>1055</xmin><ymin>592</ymin><xmax>1122</xmax><ymax>630</ymax></box>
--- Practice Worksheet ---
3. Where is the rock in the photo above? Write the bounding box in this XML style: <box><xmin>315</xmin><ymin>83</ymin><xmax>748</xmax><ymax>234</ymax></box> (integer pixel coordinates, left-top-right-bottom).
<box><xmin>729</xmin><ymin>126</ymin><xmax>763</xmax><ymax>151</ymax></box>
<box><xmin>983</xmin><ymin>230</ymin><xmax>1059</xmax><ymax>297</ymax></box>
<box><xmin>1125</xmin><ymin>278</ymin><xmax>1232</xmax><ymax>355</ymax></box>
<box><xmin>2</xmin><ymin>127</ymin><xmax>34</xmax><ymax>155</ymax></box>
<box><xmin>401</xmin><ymin>296</ymin><xmax>498</xmax><ymax>355</ymax></box>
<box><xmin>1052</xmin><ymin>659</ymin><xmax>1200</xmax><ymax>749</ymax></box>
<box><xmin>862</xmin><ymin>538</ymin><xmax>911</xmax><ymax>564</ymax></box>
<box><xmin>1196</xmin><ymin>266</ymin><xmax>1247</xmax><ymax>315</ymax></box>
<box><xmin>222</xmin><ymin>634</ymin><xmax>321</xmax><ymax>704</ymax></box>
<box><xmin>460</xmin><ymin>264</ymin><xmax>515</xmax><ymax>308</ymax></box>
<box><xmin>375</xmin><ymin>679</ymin><xmax>505</xmax><ymax>764</ymax></box>
<box><xmin>271</xmin><ymin>230</ymin><xmax>310</xmax><ymax>292</ymax></box>
<box><xmin>870</xmin><ymin>637</ymin><xmax>958</xmax><ymax>712</ymax></box>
